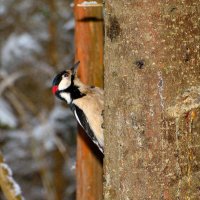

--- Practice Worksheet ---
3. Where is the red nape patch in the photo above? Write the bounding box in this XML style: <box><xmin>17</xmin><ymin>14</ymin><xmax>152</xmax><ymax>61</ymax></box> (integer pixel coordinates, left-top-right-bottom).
<box><xmin>52</xmin><ymin>85</ymin><xmax>58</xmax><ymax>94</ymax></box>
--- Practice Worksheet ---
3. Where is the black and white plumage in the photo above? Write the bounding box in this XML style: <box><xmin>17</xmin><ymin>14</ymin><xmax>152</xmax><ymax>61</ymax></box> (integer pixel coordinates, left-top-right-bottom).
<box><xmin>52</xmin><ymin>61</ymin><xmax>104</xmax><ymax>153</ymax></box>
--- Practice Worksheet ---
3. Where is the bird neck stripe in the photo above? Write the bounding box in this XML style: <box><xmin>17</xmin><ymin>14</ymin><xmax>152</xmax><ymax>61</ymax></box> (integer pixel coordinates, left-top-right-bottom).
<box><xmin>63</xmin><ymin>84</ymin><xmax>85</xmax><ymax>100</ymax></box>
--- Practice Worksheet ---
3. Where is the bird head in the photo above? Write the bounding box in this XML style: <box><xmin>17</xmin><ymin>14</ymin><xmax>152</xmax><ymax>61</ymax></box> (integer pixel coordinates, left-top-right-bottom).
<box><xmin>52</xmin><ymin>61</ymin><xmax>80</xmax><ymax>100</ymax></box>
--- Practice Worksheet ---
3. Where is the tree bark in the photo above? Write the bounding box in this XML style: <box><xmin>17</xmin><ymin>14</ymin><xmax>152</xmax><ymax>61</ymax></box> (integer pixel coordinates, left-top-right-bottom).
<box><xmin>74</xmin><ymin>1</ymin><xmax>103</xmax><ymax>200</ymax></box>
<box><xmin>104</xmin><ymin>1</ymin><xmax>200</xmax><ymax>199</ymax></box>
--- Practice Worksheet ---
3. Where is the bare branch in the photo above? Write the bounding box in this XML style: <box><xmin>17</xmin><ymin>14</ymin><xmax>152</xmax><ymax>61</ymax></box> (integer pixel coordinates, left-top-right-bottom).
<box><xmin>0</xmin><ymin>71</ymin><xmax>25</xmax><ymax>96</ymax></box>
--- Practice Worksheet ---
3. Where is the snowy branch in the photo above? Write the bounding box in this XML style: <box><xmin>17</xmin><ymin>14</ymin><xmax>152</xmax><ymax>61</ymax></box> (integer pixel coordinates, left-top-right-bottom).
<box><xmin>0</xmin><ymin>152</ymin><xmax>25</xmax><ymax>200</ymax></box>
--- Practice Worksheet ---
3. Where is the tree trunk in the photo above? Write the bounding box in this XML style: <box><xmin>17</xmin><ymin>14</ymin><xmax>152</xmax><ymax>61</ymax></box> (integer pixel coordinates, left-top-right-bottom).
<box><xmin>74</xmin><ymin>1</ymin><xmax>103</xmax><ymax>200</ymax></box>
<box><xmin>104</xmin><ymin>1</ymin><xmax>200</xmax><ymax>199</ymax></box>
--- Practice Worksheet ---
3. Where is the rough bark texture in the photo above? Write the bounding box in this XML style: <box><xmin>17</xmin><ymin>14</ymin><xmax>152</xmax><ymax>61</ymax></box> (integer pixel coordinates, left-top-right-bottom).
<box><xmin>104</xmin><ymin>1</ymin><xmax>200</xmax><ymax>199</ymax></box>
<box><xmin>74</xmin><ymin>1</ymin><xmax>103</xmax><ymax>200</ymax></box>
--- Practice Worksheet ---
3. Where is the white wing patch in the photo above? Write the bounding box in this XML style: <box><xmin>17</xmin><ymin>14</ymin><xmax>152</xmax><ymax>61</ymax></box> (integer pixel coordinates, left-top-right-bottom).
<box><xmin>73</xmin><ymin>107</ymin><xmax>104</xmax><ymax>153</ymax></box>
<box><xmin>93</xmin><ymin>140</ymin><xmax>103</xmax><ymax>153</ymax></box>
<box><xmin>74</xmin><ymin>109</ymin><xmax>84</xmax><ymax>128</ymax></box>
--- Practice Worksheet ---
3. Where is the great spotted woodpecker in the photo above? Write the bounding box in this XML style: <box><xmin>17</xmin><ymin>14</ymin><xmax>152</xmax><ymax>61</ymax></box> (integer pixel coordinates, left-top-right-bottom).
<box><xmin>52</xmin><ymin>61</ymin><xmax>104</xmax><ymax>153</ymax></box>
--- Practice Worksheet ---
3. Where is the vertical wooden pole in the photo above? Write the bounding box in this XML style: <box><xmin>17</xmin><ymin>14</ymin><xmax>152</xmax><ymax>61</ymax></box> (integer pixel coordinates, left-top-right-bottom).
<box><xmin>74</xmin><ymin>1</ymin><xmax>103</xmax><ymax>200</ymax></box>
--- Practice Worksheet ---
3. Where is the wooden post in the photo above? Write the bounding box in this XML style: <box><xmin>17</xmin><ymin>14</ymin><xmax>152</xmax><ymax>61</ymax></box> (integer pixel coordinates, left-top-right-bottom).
<box><xmin>74</xmin><ymin>1</ymin><xmax>103</xmax><ymax>200</ymax></box>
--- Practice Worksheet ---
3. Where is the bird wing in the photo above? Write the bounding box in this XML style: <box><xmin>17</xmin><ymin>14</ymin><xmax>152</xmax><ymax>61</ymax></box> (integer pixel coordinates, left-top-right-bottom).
<box><xmin>70</xmin><ymin>103</ymin><xmax>103</xmax><ymax>153</ymax></box>
<box><xmin>72</xmin><ymin>86</ymin><xmax>104</xmax><ymax>147</ymax></box>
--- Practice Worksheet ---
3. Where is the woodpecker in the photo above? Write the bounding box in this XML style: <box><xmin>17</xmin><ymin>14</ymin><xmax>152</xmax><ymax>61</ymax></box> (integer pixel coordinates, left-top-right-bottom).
<box><xmin>52</xmin><ymin>61</ymin><xmax>104</xmax><ymax>153</ymax></box>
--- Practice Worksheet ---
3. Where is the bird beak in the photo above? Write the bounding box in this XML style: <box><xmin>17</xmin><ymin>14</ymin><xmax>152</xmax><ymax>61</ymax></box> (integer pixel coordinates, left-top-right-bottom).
<box><xmin>71</xmin><ymin>61</ymin><xmax>80</xmax><ymax>75</ymax></box>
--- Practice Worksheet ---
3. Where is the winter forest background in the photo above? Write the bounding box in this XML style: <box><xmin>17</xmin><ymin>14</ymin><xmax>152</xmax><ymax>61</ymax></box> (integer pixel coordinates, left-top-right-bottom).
<box><xmin>0</xmin><ymin>0</ymin><xmax>77</xmax><ymax>199</ymax></box>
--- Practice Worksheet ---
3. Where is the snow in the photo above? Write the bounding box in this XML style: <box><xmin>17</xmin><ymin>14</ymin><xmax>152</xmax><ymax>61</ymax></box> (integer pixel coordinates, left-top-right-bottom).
<box><xmin>0</xmin><ymin>163</ymin><xmax>13</xmax><ymax>176</ymax></box>
<box><xmin>32</xmin><ymin>123</ymin><xmax>55</xmax><ymax>151</ymax></box>
<box><xmin>30</xmin><ymin>14</ymin><xmax>49</xmax><ymax>41</ymax></box>
<box><xmin>70</xmin><ymin>3</ymin><xmax>74</xmax><ymax>8</ymax></box>
<box><xmin>0</xmin><ymin>162</ymin><xmax>24</xmax><ymax>198</ymax></box>
<box><xmin>2</xmin><ymin>130</ymin><xmax>39</xmax><ymax>177</ymax></box>
<box><xmin>32</xmin><ymin>105</ymin><xmax>76</xmax><ymax>151</ymax></box>
<box><xmin>0</xmin><ymin>71</ymin><xmax>25</xmax><ymax>95</ymax></box>
<box><xmin>80</xmin><ymin>1</ymin><xmax>98</xmax><ymax>5</ymax></box>
<box><xmin>0</xmin><ymin>0</ymin><xmax>76</xmax><ymax>198</ymax></box>
<box><xmin>0</xmin><ymin>4</ymin><xmax>6</xmax><ymax>15</ymax></box>
<box><xmin>50</xmin><ymin>105</ymin><xmax>77</xmax><ymax>134</ymax></box>
<box><xmin>0</xmin><ymin>98</ymin><xmax>18</xmax><ymax>128</ymax></box>
<box><xmin>7</xmin><ymin>131</ymin><xmax>29</xmax><ymax>145</ymax></box>
<box><xmin>15</xmin><ymin>0</ymin><xmax>33</xmax><ymax>12</ymax></box>
<box><xmin>77</xmin><ymin>1</ymin><xmax>102</xmax><ymax>7</ymax></box>
<box><xmin>1</xmin><ymin>33</ymin><xmax>42</xmax><ymax>69</ymax></box>
<box><xmin>63</xmin><ymin>19</ymin><xmax>75</xmax><ymax>31</ymax></box>
<box><xmin>7</xmin><ymin>176</ymin><xmax>22</xmax><ymax>197</ymax></box>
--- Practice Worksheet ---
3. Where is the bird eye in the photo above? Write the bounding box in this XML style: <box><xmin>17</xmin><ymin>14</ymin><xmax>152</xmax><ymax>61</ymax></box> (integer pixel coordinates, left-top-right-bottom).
<box><xmin>63</xmin><ymin>73</ymin><xmax>69</xmax><ymax>77</ymax></box>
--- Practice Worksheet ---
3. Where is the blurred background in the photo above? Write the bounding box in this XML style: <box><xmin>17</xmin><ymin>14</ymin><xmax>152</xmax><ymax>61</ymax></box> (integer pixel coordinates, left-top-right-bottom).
<box><xmin>0</xmin><ymin>0</ymin><xmax>77</xmax><ymax>199</ymax></box>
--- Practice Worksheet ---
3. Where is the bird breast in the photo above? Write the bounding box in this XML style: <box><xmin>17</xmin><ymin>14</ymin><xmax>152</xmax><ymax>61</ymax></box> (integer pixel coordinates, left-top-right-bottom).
<box><xmin>73</xmin><ymin>87</ymin><xmax>104</xmax><ymax>147</ymax></box>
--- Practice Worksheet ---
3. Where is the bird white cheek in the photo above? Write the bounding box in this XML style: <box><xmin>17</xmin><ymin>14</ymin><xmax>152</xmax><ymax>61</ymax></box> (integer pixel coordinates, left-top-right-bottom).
<box><xmin>60</xmin><ymin>93</ymin><xmax>72</xmax><ymax>104</ymax></box>
<box><xmin>58</xmin><ymin>78</ymin><xmax>71</xmax><ymax>91</ymax></box>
